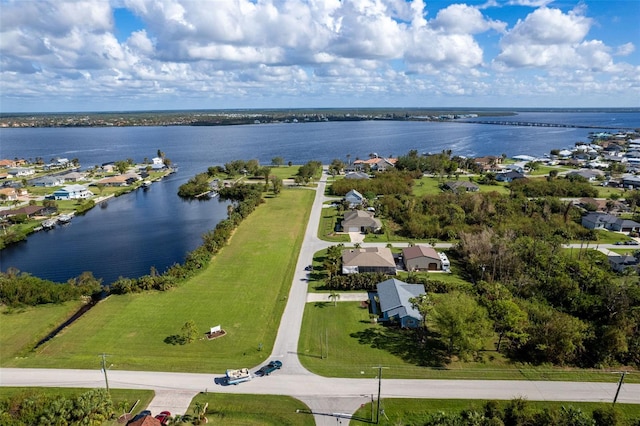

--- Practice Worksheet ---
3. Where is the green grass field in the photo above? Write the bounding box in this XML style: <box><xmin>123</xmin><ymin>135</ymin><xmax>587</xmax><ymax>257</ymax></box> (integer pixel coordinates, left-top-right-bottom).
<box><xmin>317</xmin><ymin>205</ymin><xmax>350</xmax><ymax>242</ymax></box>
<box><xmin>1</xmin><ymin>189</ymin><xmax>314</xmax><ymax>372</ymax></box>
<box><xmin>0</xmin><ymin>301</ymin><xmax>84</xmax><ymax>363</ymax></box>
<box><xmin>352</xmin><ymin>398</ymin><xmax>640</xmax><ymax>425</ymax></box>
<box><xmin>267</xmin><ymin>165</ymin><xmax>300</xmax><ymax>180</ymax></box>
<box><xmin>189</xmin><ymin>392</ymin><xmax>314</xmax><ymax>425</ymax></box>
<box><xmin>297</xmin><ymin>302</ymin><xmax>637</xmax><ymax>383</ymax></box>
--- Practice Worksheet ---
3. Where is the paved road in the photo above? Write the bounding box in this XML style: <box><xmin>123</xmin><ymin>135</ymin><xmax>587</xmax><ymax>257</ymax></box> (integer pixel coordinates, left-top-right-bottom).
<box><xmin>2</xmin><ymin>171</ymin><xmax>639</xmax><ymax>424</ymax></box>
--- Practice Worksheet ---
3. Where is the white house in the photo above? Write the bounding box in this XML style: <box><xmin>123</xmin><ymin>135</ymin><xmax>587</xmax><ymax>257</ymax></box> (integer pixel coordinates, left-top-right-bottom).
<box><xmin>52</xmin><ymin>184</ymin><xmax>93</xmax><ymax>200</ymax></box>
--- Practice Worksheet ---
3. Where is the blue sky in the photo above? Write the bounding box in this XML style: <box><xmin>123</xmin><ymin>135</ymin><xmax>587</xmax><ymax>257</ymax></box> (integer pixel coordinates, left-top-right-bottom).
<box><xmin>1</xmin><ymin>0</ymin><xmax>638</xmax><ymax>112</ymax></box>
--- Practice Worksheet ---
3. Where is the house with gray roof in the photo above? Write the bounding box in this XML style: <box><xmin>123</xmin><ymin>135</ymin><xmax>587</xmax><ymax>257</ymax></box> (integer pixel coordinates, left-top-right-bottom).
<box><xmin>344</xmin><ymin>172</ymin><xmax>370</xmax><ymax>180</ymax></box>
<box><xmin>622</xmin><ymin>175</ymin><xmax>640</xmax><ymax>189</ymax></box>
<box><xmin>495</xmin><ymin>171</ymin><xmax>526</xmax><ymax>183</ymax></box>
<box><xmin>582</xmin><ymin>212</ymin><xmax>640</xmax><ymax>233</ymax></box>
<box><xmin>369</xmin><ymin>278</ymin><xmax>426</xmax><ymax>328</ymax></box>
<box><xmin>608</xmin><ymin>254</ymin><xmax>639</xmax><ymax>273</ymax></box>
<box><xmin>443</xmin><ymin>181</ymin><xmax>479</xmax><ymax>192</ymax></box>
<box><xmin>342</xmin><ymin>247</ymin><xmax>396</xmax><ymax>275</ymax></box>
<box><xmin>33</xmin><ymin>176</ymin><xmax>65</xmax><ymax>187</ymax></box>
<box><xmin>341</xmin><ymin>210</ymin><xmax>381</xmax><ymax>233</ymax></box>
<box><xmin>344</xmin><ymin>189</ymin><xmax>365</xmax><ymax>208</ymax></box>
<box><xmin>567</xmin><ymin>169</ymin><xmax>604</xmax><ymax>181</ymax></box>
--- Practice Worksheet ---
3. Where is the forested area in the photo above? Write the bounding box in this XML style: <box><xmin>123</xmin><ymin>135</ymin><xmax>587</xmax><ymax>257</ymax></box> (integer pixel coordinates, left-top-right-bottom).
<box><xmin>0</xmin><ymin>270</ymin><xmax>101</xmax><ymax>307</ymax></box>
<box><xmin>0</xmin><ymin>389</ymin><xmax>114</xmax><ymax>425</ymax></box>
<box><xmin>417</xmin><ymin>398</ymin><xmax>628</xmax><ymax>426</ymax></box>
<box><xmin>329</xmin><ymin>153</ymin><xmax>640</xmax><ymax>368</ymax></box>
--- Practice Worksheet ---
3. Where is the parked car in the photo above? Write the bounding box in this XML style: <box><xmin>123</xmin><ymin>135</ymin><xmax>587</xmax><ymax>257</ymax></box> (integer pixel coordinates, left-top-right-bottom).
<box><xmin>155</xmin><ymin>411</ymin><xmax>171</xmax><ymax>425</ymax></box>
<box><xmin>304</xmin><ymin>265</ymin><xmax>313</xmax><ymax>271</ymax></box>
<box><xmin>256</xmin><ymin>360</ymin><xmax>283</xmax><ymax>376</ymax></box>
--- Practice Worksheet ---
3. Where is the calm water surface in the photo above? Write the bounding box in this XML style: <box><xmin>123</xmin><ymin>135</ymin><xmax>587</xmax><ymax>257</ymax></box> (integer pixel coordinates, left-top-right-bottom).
<box><xmin>1</xmin><ymin>111</ymin><xmax>638</xmax><ymax>284</ymax></box>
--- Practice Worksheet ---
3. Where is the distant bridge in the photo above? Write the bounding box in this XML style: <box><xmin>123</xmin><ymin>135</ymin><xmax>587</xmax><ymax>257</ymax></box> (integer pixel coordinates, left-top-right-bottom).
<box><xmin>456</xmin><ymin>120</ymin><xmax>634</xmax><ymax>131</ymax></box>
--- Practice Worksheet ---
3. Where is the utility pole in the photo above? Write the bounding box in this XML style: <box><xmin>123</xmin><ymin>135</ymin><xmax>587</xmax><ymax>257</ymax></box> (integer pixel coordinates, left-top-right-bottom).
<box><xmin>100</xmin><ymin>353</ymin><xmax>110</xmax><ymax>393</ymax></box>
<box><xmin>372</xmin><ymin>366</ymin><xmax>387</xmax><ymax>424</ymax></box>
<box><xmin>613</xmin><ymin>371</ymin><xmax>627</xmax><ymax>406</ymax></box>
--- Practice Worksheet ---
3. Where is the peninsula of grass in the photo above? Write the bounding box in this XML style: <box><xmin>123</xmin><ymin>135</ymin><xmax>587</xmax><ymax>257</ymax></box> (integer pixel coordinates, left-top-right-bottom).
<box><xmin>352</xmin><ymin>398</ymin><xmax>640</xmax><ymax>425</ymax></box>
<box><xmin>297</xmin><ymin>302</ymin><xmax>638</xmax><ymax>383</ymax></box>
<box><xmin>189</xmin><ymin>392</ymin><xmax>314</xmax><ymax>426</ymax></box>
<box><xmin>2</xmin><ymin>188</ymin><xmax>314</xmax><ymax>372</ymax></box>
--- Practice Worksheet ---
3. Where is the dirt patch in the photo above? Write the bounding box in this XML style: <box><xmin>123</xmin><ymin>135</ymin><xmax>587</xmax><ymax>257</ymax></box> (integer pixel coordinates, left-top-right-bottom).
<box><xmin>205</xmin><ymin>329</ymin><xmax>227</xmax><ymax>340</ymax></box>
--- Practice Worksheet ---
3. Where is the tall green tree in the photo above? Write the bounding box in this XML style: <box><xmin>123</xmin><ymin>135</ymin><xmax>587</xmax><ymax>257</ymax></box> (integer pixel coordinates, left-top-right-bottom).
<box><xmin>181</xmin><ymin>320</ymin><xmax>198</xmax><ymax>344</ymax></box>
<box><xmin>432</xmin><ymin>291</ymin><xmax>493</xmax><ymax>359</ymax></box>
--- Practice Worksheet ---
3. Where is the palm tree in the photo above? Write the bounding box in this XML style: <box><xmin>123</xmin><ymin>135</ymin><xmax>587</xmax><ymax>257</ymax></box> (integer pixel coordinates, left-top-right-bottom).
<box><xmin>329</xmin><ymin>291</ymin><xmax>340</xmax><ymax>307</ymax></box>
<box><xmin>193</xmin><ymin>401</ymin><xmax>207</xmax><ymax>424</ymax></box>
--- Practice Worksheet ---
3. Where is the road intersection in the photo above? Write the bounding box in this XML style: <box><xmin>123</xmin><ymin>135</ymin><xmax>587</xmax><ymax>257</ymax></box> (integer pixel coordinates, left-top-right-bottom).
<box><xmin>1</xmin><ymin>171</ymin><xmax>639</xmax><ymax>424</ymax></box>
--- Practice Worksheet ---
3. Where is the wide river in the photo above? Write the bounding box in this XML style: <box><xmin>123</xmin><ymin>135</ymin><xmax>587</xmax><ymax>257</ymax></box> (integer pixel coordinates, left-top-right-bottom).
<box><xmin>1</xmin><ymin>110</ymin><xmax>638</xmax><ymax>284</ymax></box>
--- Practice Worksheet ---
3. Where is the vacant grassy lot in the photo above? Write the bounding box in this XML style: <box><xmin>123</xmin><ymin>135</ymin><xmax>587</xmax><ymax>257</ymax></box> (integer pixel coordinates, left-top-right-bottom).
<box><xmin>2</xmin><ymin>189</ymin><xmax>314</xmax><ymax>372</ymax></box>
<box><xmin>267</xmin><ymin>165</ymin><xmax>300</xmax><ymax>180</ymax></box>
<box><xmin>0</xmin><ymin>301</ymin><xmax>84</xmax><ymax>363</ymax></box>
<box><xmin>189</xmin><ymin>392</ymin><xmax>314</xmax><ymax>425</ymax></box>
<box><xmin>298</xmin><ymin>302</ymin><xmax>637</xmax><ymax>383</ymax></box>
<box><xmin>352</xmin><ymin>398</ymin><xmax>640</xmax><ymax>425</ymax></box>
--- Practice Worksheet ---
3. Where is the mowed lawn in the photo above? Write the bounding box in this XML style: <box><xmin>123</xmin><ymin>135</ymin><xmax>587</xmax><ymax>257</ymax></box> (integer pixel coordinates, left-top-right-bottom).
<box><xmin>352</xmin><ymin>399</ymin><xmax>640</xmax><ymax>425</ymax></box>
<box><xmin>189</xmin><ymin>393</ymin><xmax>314</xmax><ymax>426</ymax></box>
<box><xmin>0</xmin><ymin>301</ymin><xmax>84</xmax><ymax>363</ymax></box>
<box><xmin>3</xmin><ymin>189</ymin><xmax>314</xmax><ymax>372</ymax></box>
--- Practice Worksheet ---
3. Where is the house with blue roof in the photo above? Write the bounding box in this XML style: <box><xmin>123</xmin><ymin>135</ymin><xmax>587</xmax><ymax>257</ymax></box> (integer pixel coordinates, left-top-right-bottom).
<box><xmin>369</xmin><ymin>278</ymin><xmax>426</xmax><ymax>328</ymax></box>
<box><xmin>52</xmin><ymin>184</ymin><xmax>93</xmax><ymax>200</ymax></box>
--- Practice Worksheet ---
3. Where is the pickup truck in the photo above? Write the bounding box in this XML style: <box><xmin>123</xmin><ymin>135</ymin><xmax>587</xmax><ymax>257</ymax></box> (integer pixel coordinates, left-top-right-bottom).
<box><xmin>256</xmin><ymin>360</ymin><xmax>283</xmax><ymax>376</ymax></box>
<box><xmin>226</xmin><ymin>368</ymin><xmax>252</xmax><ymax>385</ymax></box>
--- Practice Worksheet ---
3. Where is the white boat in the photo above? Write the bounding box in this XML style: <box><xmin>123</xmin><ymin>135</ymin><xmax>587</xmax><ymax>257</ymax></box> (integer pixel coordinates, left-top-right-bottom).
<box><xmin>142</xmin><ymin>180</ymin><xmax>152</xmax><ymax>189</ymax></box>
<box><xmin>57</xmin><ymin>214</ymin><xmax>73</xmax><ymax>224</ymax></box>
<box><xmin>42</xmin><ymin>219</ymin><xmax>56</xmax><ymax>229</ymax></box>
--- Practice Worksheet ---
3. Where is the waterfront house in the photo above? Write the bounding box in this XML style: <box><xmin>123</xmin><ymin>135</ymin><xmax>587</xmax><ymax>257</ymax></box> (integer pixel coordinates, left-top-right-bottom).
<box><xmin>0</xmin><ymin>159</ymin><xmax>19</xmax><ymax>168</ymax></box>
<box><xmin>151</xmin><ymin>157</ymin><xmax>165</xmax><ymax>170</ymax></box>
<box><xmin>345</xmin><ymin>189</ymin><xmax>365</xmax><ymax>208</ymax></box>
<box><xmin>60</xmin><ymin>171</ymin><xmax>86</xmax><ymax>182</ymax></box>
<box><xmin>402</xmin><ymin>245</ymin><xmax>447</xmax><ymax>271</ymax></box>
<box><xmin>341</xmin><ymin>209</ymin><xmax>381</xmax><ymax>233</ymax></box>
<box><xmin>52</xmin><ymin>184</ymin><xmax>93</xmax><ymax>200</ymax></box>
<box><xmin>33</xmin><ymin>176</ymin><xmax>65</xmax><ymax>187</ymax></box>
<box><xmin>369</xmin><ymin>278</ymin><xmax>426</xmax><ymax>328</ymax></box>
<box><xmin>342</xmin><ymin>247</ymin><xmax>396</xmax><ymax>275</ymax></box>
<box><xmin>0</xmin><ymin>205</ymin><xmax>55</xmax><ymax>219</ymax></box>
<box><xmin>352</xmin><ymin>157</ymin><xmax>397</xmax><ymax>172</ymax></box>
<box><xmin>7</xmin><ymin>167</ymin><xmax>35</xmax><ymax>177</ymax></box>
<box><xmin>474</xmin><ymin>155</ymin><xmax>502</xmax><ymax>172</ymax></box>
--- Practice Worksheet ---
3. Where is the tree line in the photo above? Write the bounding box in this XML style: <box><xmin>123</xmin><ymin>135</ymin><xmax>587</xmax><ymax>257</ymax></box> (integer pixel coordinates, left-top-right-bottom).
<box><xmin>417</xmin><ymin>398</ymin><xmax>628</xmax><ymax>426</ymax></box>
<box><xmin>0</xmin><ymin>388</ymin><xmax>114</xmax><ymax>425</ymax></box>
